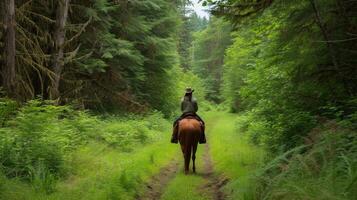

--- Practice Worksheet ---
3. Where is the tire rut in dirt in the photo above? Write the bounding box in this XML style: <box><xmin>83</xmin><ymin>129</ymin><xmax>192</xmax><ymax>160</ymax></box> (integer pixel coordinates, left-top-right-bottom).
<box><xmin>200</xmin><ymin>143</ymin><xmax>229</xmax><ymax>200</ymax></box>
<box><xmin>138</xmin><ymin>160</ymin><xmax>179</xmax><ymax>200</ymax></box>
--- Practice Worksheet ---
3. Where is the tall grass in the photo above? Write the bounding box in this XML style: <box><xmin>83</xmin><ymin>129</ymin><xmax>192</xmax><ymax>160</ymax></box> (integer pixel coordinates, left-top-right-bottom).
<box><xmin>250</xmin><ymin>121</ymin><xmax>357</xmax><ymax>200</ymax></box>
<box><xmin>206</xmin><ymin>111</ymin><xmax>356</xmax><ymax>200</ymax></box>
<box><xmin>204</xmin><ymin>112</ymin><xmax>265</xmax><ymax>200</ymax></box>
<box><xmin>0</xmin><ymin>99</ymin><xmax>176</xmax><ymax>199</ymax></box>
<box><xmin>231</xmin><ymin>108</ymin><xmax>357</xmax><ymax>200</ymax></box>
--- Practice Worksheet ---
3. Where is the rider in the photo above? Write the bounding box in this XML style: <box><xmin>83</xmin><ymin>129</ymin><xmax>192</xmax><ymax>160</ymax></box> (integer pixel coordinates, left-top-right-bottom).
<box><xmin>171</xmin><ymin>87</ymin><xmax>206</xmax><ymax>144</ymax></box>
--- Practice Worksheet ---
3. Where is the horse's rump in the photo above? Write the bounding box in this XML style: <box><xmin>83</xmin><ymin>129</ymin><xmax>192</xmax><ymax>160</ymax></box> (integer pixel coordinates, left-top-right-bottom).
<box><xmin>178</xmin><ymin>118</ymin><xmax>201</xmax><ymax>174</ymax></box>
<box><xmin>178</xmin><ymin>118</ymin><xmax>201</xmax><ymax>139</ymax></box>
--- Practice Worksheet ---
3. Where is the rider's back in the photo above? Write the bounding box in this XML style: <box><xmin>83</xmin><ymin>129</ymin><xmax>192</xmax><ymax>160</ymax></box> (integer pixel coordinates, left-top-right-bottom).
<box><xmin>181</xmin><ymin>96</ymin><xmax>198</xmax><ymax>114</ymax></box>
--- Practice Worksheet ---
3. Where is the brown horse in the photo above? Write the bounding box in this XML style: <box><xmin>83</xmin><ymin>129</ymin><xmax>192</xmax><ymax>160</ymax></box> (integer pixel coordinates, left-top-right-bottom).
<box><xmin>178</xmin><ymin>117</ymin><xmax>201</xmax><ymax>174</ymax></box>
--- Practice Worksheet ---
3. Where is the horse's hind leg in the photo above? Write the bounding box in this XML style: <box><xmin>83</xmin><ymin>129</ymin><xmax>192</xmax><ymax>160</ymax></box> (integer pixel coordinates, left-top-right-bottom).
<box><xmin>192</xmin><ymin>142</ymin><xmax>198</xmax><ymax>173</ymax></box>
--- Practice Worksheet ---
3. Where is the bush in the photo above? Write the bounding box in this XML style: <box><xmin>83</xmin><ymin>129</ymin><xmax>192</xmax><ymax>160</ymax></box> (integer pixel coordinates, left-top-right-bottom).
<box><xmin>98</xmin><ymin>112</ymin><xmax>169</xmax><ymax>151</ymax></box>
<box><xmin>0</xmin><ymin>99</ymin><xmax>170</xmax><ymax>189</ymax></box>
<box><xmin>0</xmin><ymin>100</ymin><xmax>93</xmax><ymax>180</ymax></box>
<box><xmin>246</xmin><ymin>121</ymin><xmax>357</xmax><ymax>200</ymax></box>
<box><xmin>236</xmin><ymin>106</ymin><xmax>317</xmax><ymax>154</ymax></box>
<box><xmin>0</xmin><ymin>98</ymin><xmax>18</xmax><ymax>127</ymax></box>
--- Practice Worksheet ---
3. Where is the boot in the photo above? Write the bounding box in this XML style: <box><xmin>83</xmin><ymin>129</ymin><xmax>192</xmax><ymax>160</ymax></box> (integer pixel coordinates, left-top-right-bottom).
<box><xmin>171</xmin><ymin>124</ymin><xmax>178</xmax><ymax>143</ymax></box>
<box><xmin>199</xmin><ymin>124</ymin><xmax>206</xmax><ymax>144</ymax></box>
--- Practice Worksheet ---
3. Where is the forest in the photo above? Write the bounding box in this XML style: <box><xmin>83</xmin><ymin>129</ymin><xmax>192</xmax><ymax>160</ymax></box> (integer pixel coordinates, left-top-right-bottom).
<box><xmin>0</xmin><ymin>0</ymin><xmax>356</xmax><ymax>199</ymax></box>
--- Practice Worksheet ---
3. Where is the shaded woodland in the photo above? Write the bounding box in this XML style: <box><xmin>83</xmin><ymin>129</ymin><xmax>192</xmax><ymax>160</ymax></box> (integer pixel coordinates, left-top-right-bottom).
<box><xmin>0</xmin><ymin>0</ymin><xmax>357</xmax><ymax>199</ymax></box>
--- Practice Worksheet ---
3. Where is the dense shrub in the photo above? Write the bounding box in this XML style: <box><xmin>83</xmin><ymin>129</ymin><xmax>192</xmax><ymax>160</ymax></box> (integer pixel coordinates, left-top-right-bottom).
<box><xmin>0</xmin><ymin>100</ymin><xmax>169</xmax><ymax>186</ymax></box>
<box><xmin>98</xmin><ymin>112</ymin><xmax>169</xmax><ymax>151</ymax></box>
<box><xmin>244</xmin><ymin>120</ymin><xmax>357</xmax><ymax>200</ymax></box>
<box><xmin>0</xmin><ymin>98</ymin><xmax>18</xmax><ymax>127</ymax></box>
<box><xmin>0</xmin><ymin>100</ymin><xmax>93</xmax><ymax>179</ymax></box>
<box><xmin>236</xmin><ymin>108</ymin><xmax>317</xmax><ymax>153</ymax></box>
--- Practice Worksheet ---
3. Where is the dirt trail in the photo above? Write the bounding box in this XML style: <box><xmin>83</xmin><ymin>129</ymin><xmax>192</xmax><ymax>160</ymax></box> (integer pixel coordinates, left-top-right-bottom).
<box><xmin>200</xmin><ymin>143</ymin><xmax>228</xmax><ymax>200</ymax></box>
<box><xmin>138</xmin><ymin>160</ymin><xmax>179</xmax><ymax>200</ymax></box>
<box><xmin>138</xmin><ymin>144</ymin><xmax>227</xmax><ymax>200</ymax></box>
<box><xmin>138</xmin><ymin>114</ymin><xmax>228</xmax><ymax>200</ymax></box>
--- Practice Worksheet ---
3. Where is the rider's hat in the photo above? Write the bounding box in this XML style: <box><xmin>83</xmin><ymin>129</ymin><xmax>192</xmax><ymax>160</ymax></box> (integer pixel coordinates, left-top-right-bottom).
<box><xmin>185</xmin><ymin>87</ymin><xmax>194</xmax><ymax>94</ymax></box>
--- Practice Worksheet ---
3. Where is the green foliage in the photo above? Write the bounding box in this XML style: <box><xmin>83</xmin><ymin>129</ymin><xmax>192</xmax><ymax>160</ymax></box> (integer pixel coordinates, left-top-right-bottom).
<box><xmin>192</xmin><ymin>17</ymin><xmax>232</xmax><ymax>103</ymax></box>
<box><xmin>235</xmin><ymin>109</ymin><xmax>317</xmax><ymax>153</ymax></box>
<box><xmin>0</xmin><ymin>99</ymin><xmax>172</xmax><ymax>196</ymax></box>
<box><xmin>213</xmin><ymin>0</ymin><xmax>357</xmax><ymax>198</ymax></box>
<box><xmin>202</xmin><ymin>0</ymin><xmax>273</xmax><ymax>22</ymax></box>
<box><xmin>221</xmin><ymin>0</ymin><xmax>357</xmax><ymax>153</ymax></box>
<box><xmin>96</xmin><ymin>112</ymin><xmax>168</xmax><ymax>151</ymax></box>
<box><xmin>0</xmin><ymin>98</ymin><xmax>18</xmax><ymax>127</ymax></box>
<box><xmin>65</xmin><ymin>0</ymin><xmax>183</xmax><ymax>113</ymax></box>
<box><xmin>247</xmin><ymin>122</ymin><xmax>357</xmax><ymax>200</ymax></box>
<box><xmin>1</xmin><ymin>0</ymin><xmax>186</xmax><ymax>114</ymax></box>
<box><xmin>204</xmin><ymin>112</ymin><xmax>265</xmax><ymax>200</ymax></box>
<box><xmin>168</xmin><ymin>65</ymin><xmax>209</xmax><ymax>117</ymax></box>
<box><xmin>177</xmin><ymin>12</ymin><xmax>208</xmax><ymax>70</ymax></box>
<box><xmin>0</xmin><ymin>100</ymin><xmax>92</xmax><ymax>179</ymax></box>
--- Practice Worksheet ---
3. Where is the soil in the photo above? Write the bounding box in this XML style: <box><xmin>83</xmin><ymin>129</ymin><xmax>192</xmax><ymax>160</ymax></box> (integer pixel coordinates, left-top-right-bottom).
<box><xmin>138</xmin><ymin>143</ymin><xmax>228</xmax><ymax>200</ymax></box>
<box><xmin>200</xmin><ymin>143</ymin><xmax>228</xmax><ymax>200</ymax></box>
<box><xmin>138</xmin><ymin>160</ymin><xmax>179</xmax><ymax>200</ymax></box>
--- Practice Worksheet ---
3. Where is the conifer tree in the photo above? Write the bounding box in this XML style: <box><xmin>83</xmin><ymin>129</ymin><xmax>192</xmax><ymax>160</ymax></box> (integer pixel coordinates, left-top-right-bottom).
<box><xmin>2</xmin><ymin>0</ymin><xmax>16</xmax><ymax>98</ymax></box>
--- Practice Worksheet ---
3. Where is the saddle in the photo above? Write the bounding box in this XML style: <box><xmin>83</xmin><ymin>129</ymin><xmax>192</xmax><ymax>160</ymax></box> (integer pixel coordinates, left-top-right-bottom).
<box><xmin>179</xmin><ymin>113</ymin><xmax>203</xmax><ymax>124</ymax></box>
<box><xmin>171</xmin><ymin>112</ymin><xmax>206</xmax><ymax>144</ymax></box>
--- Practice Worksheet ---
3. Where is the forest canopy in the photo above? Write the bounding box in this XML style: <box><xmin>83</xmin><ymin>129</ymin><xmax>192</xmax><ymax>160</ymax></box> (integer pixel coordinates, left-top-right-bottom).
<box><xmin>0</xmin><ymin>0</ymin><xmax>207</xmax><ymax>115</ymax></box>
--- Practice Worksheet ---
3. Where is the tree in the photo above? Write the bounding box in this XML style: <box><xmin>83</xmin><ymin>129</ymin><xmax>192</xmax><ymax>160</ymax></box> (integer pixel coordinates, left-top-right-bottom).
<box><xmin>178</xmin><ymin>11</ymin><xmax>208</xmax><ymax>71</ymax></box>
<box><xmin>220</xmin><ymin>0</ymin><xmax>357</xmax><ymax>152</ymax></box>
<box><xmin>191</xmin><ymin>17</ymin><xmax>231</xmax><ymax>103</ymax></box>
<box><xmin>2</xmin><ymin>0</ymin><xmax>16</xmax><ymax>97</ymax></box>
<box><xmin>50</xmin><ymin>0</ymin><xmax>70</xmax><ymax>100</ymax></box>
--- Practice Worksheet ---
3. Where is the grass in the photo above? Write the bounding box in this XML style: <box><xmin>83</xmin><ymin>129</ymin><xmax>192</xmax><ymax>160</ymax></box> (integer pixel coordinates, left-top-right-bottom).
<box><xmin>160</xmin><ymin>173</ymin><xmax>211</xmax><ymax>200</ymax></box>
<box><xmin>54</xmin><ymin>138</ymin><xmax>177</xmax><ymax>200</ymax></box>
<box><xmin>204</xmin><ymin>112</ymin><xmax>265</xmax><ymax>200</ymax></box>
<box><xmin>4</xmin><ymin>106</ymin><xmax>352</xmax><ymax>200</ymax></box>
<box><xmin>204</xmin><ymin>112</ymin><xmax>357</xmax><ymax>200</ymax></box>
<box><xmin>0</xmin><ymin>101</ymin><xmax>178</xmax><ymax>200</ymax></box>
<box><xmin>1</xmin><ymin>135</ymin><xmax>177</xmax><ymax>200</ymax></box>
<box><xmin>160</xmin><ymin>111</ymin><xmax>264</xmax><ymax>200</ymax></box>
<box><xmin>160</xmin><ymin>142</ymin><xmax>212</xmax><ymax>200</ymax></box>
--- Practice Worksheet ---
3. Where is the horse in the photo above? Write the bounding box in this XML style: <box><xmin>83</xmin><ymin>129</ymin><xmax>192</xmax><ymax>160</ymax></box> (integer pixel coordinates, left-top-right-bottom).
<box><xmin>178</xmin><ymin>117</ymin><xmax>201</xmax><ymax>174</ymax></box>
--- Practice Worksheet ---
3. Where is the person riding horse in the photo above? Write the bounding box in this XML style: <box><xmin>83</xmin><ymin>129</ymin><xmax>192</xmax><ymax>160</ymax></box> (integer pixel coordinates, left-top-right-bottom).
<box><xmin>171</xmin><ymin>87</ymin><xmax>206</xmax><ymax>144</ymax></box>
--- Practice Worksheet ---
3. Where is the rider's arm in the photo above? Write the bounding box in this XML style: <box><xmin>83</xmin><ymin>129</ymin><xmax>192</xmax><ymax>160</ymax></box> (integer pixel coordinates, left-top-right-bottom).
<box><xmin>181</xmin><ymin>98</ymin><xmax>184</xmax><ymax>112</ymax></box>
<box><xmin>193</xmin><ymin>98</ymin><xmax>198</xmax><ymax>112</ymax></box>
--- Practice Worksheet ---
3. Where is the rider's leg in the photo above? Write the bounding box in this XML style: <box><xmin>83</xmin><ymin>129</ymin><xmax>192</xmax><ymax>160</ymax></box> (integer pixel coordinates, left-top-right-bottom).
<box><xmin>199</xmin><ymin>124</ymin><xmax>206</xmax><ymax>144</ymax></box>
<box><xmin>195</xmin><ymin>114</ymin><xmax>206</xmax><ymax>144</ymax></box>
<box><xmin>171</xmin><ymin>116</ymin><xmax>183</xmax><ymax>143</ymax></box>
<box><xmin>195</xmin><ymin>114</ymin><xmax>205</xmax><ymax>125</ymax></box>
<box><xmin>171</xmin><ymin>123</ymin><xmax>179</xmax><ymax>143</ymax></box>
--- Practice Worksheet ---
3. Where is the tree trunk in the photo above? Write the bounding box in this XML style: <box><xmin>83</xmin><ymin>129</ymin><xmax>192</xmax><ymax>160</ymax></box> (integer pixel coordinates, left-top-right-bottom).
<box><xmin>50</xmin><ymin>0</ymin><xmax>70</xmax><ymax>100</ymax></box>
<box><xmin>309</xmin><ymin>0</ymin><xmax>338</xmax><ymax>69</ymax></box>
<box><xmin>3</xmin><ymin>0</ymin><xmax>16</xmax><ymax>97</ymax></box>
<box><xmin>309</xmin><ymin>0</ymin><xmax>353</xmax><ymax>96</ymax></box>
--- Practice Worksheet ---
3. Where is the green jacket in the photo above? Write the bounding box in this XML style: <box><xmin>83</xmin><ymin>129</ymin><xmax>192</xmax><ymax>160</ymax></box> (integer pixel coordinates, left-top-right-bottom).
<box><xmin>181</xmin><ymin>96</ymin><xmax>198</xmax><ymax>114</ymax></box>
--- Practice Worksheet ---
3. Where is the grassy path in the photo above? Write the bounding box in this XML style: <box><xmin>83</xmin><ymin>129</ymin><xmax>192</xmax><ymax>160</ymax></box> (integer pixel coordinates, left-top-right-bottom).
<box><xmin>0</xmin><ymin>124</ymin><xmax>178</xmax><ymax>200</ymax></box>
<box><xmin>0</xmin><ymin>111</ymin><xmax>263</xmax><ymax>200</ymax></box>
<box><xmin>140</xmin><ymin>112</ymin><xmax>226</xmax><ymax>200</ymax></box>
<box><xmin>207</xmin><ymin>112</ymin><xmax>265</xmax><ymax>200</ymax></box>
<box><xmin>138</xmin><ymin>111</ymin><xmax>263</xmax><ymax>200</ymax></box>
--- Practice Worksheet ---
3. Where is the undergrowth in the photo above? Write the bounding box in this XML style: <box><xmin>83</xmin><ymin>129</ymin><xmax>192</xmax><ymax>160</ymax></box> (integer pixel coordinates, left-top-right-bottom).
<box><xmin>250</xmin><ymin>122</ymin><xmax>357</xmax><ymax>200</ymax></box>
<box><xmin>234</xmin><ymin>112</ymin><xmax>357</xmax><ymax>200</ymax></box>
<box><xmin>0</xmin><ymin>99</ymin><xmax>174</xmax><ymax>199</ymax></box>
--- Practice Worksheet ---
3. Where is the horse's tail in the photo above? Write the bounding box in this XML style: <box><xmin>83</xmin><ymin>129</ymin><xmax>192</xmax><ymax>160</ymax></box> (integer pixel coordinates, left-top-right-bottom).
<box><xmin>184</xmin><ymin>139</ymin><xmax>193</xmax><ymax>173</ymax></box>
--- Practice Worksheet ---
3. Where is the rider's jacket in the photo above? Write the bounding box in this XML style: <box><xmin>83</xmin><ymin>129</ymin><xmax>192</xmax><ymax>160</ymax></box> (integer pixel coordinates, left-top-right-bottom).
<box><xmin>181</xmin><ymin>96</ymin><xmax>198</xmax><ymax>114</ymax></box>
